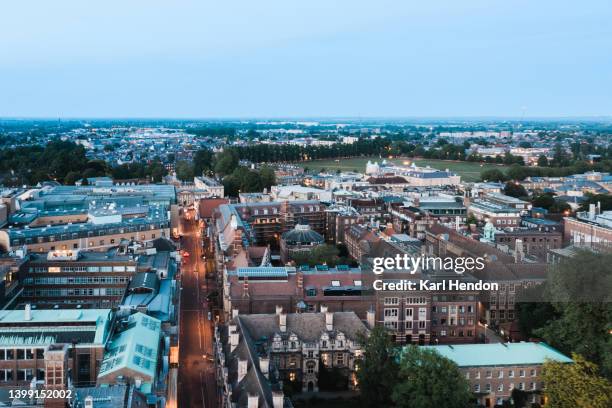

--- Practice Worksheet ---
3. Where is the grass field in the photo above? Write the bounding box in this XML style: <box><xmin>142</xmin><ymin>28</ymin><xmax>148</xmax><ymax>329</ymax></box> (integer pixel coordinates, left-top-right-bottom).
<box><xmin>297</xmin><ymin>157</ymin><xmax>509</xmax><ymax>182</ymax></box>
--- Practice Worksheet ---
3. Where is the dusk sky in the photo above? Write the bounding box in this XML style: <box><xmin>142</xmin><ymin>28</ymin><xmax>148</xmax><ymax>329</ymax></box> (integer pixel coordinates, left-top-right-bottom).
<box><xmin>1</xmin><ymin>0</ymin><xmax>611</xmax><ymax>118</ymax></box>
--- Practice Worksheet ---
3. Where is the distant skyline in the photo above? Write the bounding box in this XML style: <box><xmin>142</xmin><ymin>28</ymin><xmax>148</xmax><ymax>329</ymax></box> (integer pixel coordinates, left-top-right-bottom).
<box><xmin>1</xmin><ymin>1</ymin><xmax>611</xmax><ymax>118</ymax></box>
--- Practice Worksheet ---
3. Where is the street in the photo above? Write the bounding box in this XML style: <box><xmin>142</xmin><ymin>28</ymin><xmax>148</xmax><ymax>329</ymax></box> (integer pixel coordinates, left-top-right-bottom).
<box><xmin>178</xmin><ymin>208</ymin><xmax>217</xmax><ymax>408</ymax></box>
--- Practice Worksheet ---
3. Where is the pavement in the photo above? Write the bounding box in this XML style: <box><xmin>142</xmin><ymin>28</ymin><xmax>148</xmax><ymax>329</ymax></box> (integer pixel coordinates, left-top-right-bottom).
<box><xmin>177</xmin><ymin>208</ymin><xmax>217</xmax><ymax>408</ymax></box>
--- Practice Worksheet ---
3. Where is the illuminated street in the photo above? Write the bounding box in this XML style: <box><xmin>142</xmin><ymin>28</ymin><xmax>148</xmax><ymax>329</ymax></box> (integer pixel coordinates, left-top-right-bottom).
<box><xmin>178</xmin><ymin>208</ymin><xmax>217</xmax><ymax>408</ymax></box>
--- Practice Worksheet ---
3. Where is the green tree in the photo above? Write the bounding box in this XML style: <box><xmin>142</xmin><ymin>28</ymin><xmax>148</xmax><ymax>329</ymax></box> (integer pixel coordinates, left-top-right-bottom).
<box><xmin>537</xmin><ymin>155</ymin><xmax>549</xmax><ymax>167</ymax></box>
<box><xmin>356</xmin><ymin>326</ymin><xmax>399</xmax><ymax>408</ymax></box>
<box><xmin>480</xmin><ymin>168</ymin><xmax>507</xmax><ymax>182</ymax></box>
<box><xmin>503</xmin><ymin>181</ymin><xmax>528</xmax><ymax>198</ymax></box>
<box><xmin>259</xmin><ymin>165</ymin><xmax>276</xmax><ymax>190</ymax></box>
<box><xmin>175</xmin><ymin>160</ymin><xmax>195</xmax><ymax>181</ymax></box>
<box><xmin>392</xmin><ymin>346</ymin><xmax>472</xmax><ymax>408</ymax></box>
<box><xmin>535</xmin><ymin>251</ymin><xmax>612</xmax><ymax>377</ymax></box>
<box><xmin>193</xmin><ymin>148</ymin><xmax>214</xmax><ymax>176</ymax></box>
<box><xmin>214</xmin><ymin>149</ymin><xmax>239</xmax><ymax>176</ymax></box>
<box><xmin>542</xmin><ymin>354</ymin><xmax>612</xmax><ymax>408</ymax></box>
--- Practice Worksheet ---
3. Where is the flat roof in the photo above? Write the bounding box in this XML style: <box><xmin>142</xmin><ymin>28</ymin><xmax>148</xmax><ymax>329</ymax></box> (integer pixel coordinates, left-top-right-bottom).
<box><xmin>421</xmin><ymin>342</ymin><xmax>572</xmax><ymax>367</ymax></box>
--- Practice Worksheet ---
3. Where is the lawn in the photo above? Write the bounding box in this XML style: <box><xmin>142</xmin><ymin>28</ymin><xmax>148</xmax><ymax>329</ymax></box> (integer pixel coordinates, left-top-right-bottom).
<box><xmin>297</xmin><ymin>157</ymin><xmax>509</xmax><ymax>182</ymax></box>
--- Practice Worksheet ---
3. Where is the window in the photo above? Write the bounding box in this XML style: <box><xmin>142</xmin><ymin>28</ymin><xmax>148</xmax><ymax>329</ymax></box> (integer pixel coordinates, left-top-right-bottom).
<box><xmin>353</xmin><ymin>280</ymin><xmax>362</xmax><ymax>287</ymax></box>
<box><xmin>306</xmin><ymin>361</ymin><xmax>316</xmax><ymax>374</ymax></box>
<box><xmin>336</xmin><ymin>354</ymin><xmax>344</xmax><ymax>365</ymax></box>
<box><xmin>497</xmin><ymin>384</ymin><xmax>503</xmax><ymax>392</ymax></box>
<box><xmin>17</xmin><ymin>369</ymin><xmax>33</xmax><ymax>381</ymax></box>
<box><xmin>531</xmin><ymin>382</ymin><xmax>536</xmax><ymax>390</ymax></box>
<box><xmin>530</xmin><ymin>369</ymin><xmax>536</xmax><ymax>377</ymax></box>
<box><xmin>0</xmin><ymin>350</ymin><xmax>14</xmax><ymax>360</ymax></box>
<box><xmin>508</xmin><ymin>370</ymin><xmax>514</xmax><ymax>378</ymax></box>
<box><xmin>331</xmin><ymin>280</ymin><xmax>340</xmax><ymax>287</ymax></box>
<box><xmin>474</xmin><ymin>384</ymin><xmax>480</xmax><ymax>392</ymax></box>
<box><xmin>486</xmin><ymin>370</ymin><xmax>492</xmax><ymax>379</ymax></box>
<box><xmin>475</xmin><ymin>371</ymin><xmax>480</xmax><ymax>379</ymax></box>
<box><xmin>384</xmin><ymin>321</ymin><xmax>398</xmax><ymax>329</ymax></box>
<box><xmin>405</xmin><ymin>308</ymin><xmax>413</xmax><ymax>319</ymax></box>
<box><xmin>306</xmin><ymin>288</ymin><xmax>317</xmax><ymax>297</ymax></box>
<box><xmin>36</xmin><ymin>349</ymin><xmax>44</xmax><ymax>359</ymax></box>
<box><xmin>418</xmin><ymin>321</ymin><xmax>426</xmax><ymax>329</ymax></box>
<box><xmin>384</xmin><ymin>297</ymin><xmax>399</xmax><ymax>305</ymax></box>
<box><xmin>519</xmin><ymin>369</ymin><xmax>525</xmax><ymax>377</ymax></box>
<box><xmin>485</xmin><ymin>383</ymin><xmax>491</xmax><ymax>392</ymax></box>
<box><xmin>384</xmin><ymin>308</ymin><xmax>398</xmax><ymax>318</ymax></box>
<box><xmin>497</xmin><ymin>370</ymin><xmax>503</xmax><ymax>379</ymax></box>
<box><xmin>0</xmin><ymin>369</ymin><xmax>13</xmax><ymax>382</ymax></box>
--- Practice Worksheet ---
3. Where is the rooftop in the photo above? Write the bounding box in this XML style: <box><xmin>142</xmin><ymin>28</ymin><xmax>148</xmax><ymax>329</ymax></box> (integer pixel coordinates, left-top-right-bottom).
<box><xmin>421</xmin><ymin>342</ymin><xmax>572</xmax><ymax>367</ymax></box>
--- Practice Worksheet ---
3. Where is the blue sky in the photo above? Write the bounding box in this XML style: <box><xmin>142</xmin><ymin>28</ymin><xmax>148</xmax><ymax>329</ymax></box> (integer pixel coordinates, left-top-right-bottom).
<box><xmin>1</xmin><ymin>0</ymin><xmax>611</xmax><ymax>118</ymax></box>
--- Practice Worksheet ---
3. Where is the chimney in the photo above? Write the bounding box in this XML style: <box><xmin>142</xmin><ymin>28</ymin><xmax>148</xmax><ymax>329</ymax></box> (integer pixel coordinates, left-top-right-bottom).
<box><xmin>84</xmin><ymin>396</ymin><xmax>94</xmax><ymax>408</ymax></box>
<box><xmin>247</xmin><ymin>394</ymin><xmax>259</xmax><ymax>408</ymax></box>
<box><xmin>24</xmin><ymin>304</ymin><xmax>32</xmax><ymax>321</ymax></box>
<box><xmin>296</xmin><ymin>270</ymin><xmax>303</xmax><ymax>291</ymax></box>
<box><xmin>275</xmin><ymin>305</ymin><xmax>283</xmax><ymax>316</ymax></box>
<box><xmin>366</xmin><ymin>308</ymin><xmax>375</xmax><ymax>329</ymax></box>
<box><xmin>259</xmin><ymin>357</ymin><xmax>270</xmax><ymax>378</ymax></box>
<box><xmin>243</xmin><ymin>277</ymin><xmax>249</xmax><ymax>298</ymax></box>
<box><xmin>589</xmin><ymin>203</ymin><xmax>596</xmax><ymax>219</ymax></box>
<box><xmin>279</xmin><ymin>313</ymin><xmax>287</xmax><ymax>332</ymax></box>
<box><xmin>272</xmin><ymin>391</ymin><xmax>284</xmax><ymax>408</ymax></box>
<box><xmin>230</xmin><ymin>332</ymin><xmax>240</xmax><ymax>352</ymax></box>
<box><xmin>238</xmin><ymin>359</ymin><xmax>248</xmax><ymax>382</ymax></box>
<box><xmin>232</xmin><ymin>309</ymin><xmax>239</xmax><ymax>319</ymax></box>
<box><xmin>320</xmin><ymin>305</ymin><xmax>328</xmax><ymax>314</ymax></box>
<box><xmin>325</xmin><ymin>311</ymin><xmax>334</xmax><ymax>331</ymax></box>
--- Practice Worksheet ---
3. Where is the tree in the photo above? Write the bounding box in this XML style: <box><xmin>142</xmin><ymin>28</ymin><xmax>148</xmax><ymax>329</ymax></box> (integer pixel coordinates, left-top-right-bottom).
<box><xmin>578</xmin><ymin>193</ymin><xmax>612</xmax><ymax>212</ymax></box>
<box><xmin>535</xmin><ymin>250</ymin><xmax>612</xmax><ymax>377</ymax></box>
<box><xmin>193</xmin><ymin>148</ymin><xmax>214</xmax><ymax>176</ymax></box>
<box><xmin>542</xmin><ymin>354</ymin><xmax>612</xmax><ymax>408</ymax></box>
<box><xmin>356</xmin><ymin>326</ymin><xmax>399</xmax><ymax>408</ymax></box>
<box><xmin>537</xmin><ymin>155</ymin><xmax>549</xmax><ymax>167</ymax></box>
<box><xmin>480</xmin><ymin>168</ymin><xmax>507</xmax><ymax>182</ymax></box>
<box><xmin>175</xmin><ymin>160</ymin><xmax>195</xmax><ymax>181</ymax></box>
<box><xmin>504</xmin><ymin>181</ymin><xmax>528</xmax><ymax>198</ymax></box>
<box><xmin>214</xmin><ymin>149</ymin><xmax>240</xmax><ymax>176</ymax></box>
<box><xmin>511</xmin><ymin>388</ymin><xmax>528</xmax><ymax>408</ymax></box>
<box><xmin>392</xmin><ymin>346</ymin><xmax>472</xmax><ymax>408</ymax></box>
<box><xmin>259</xmin><ymin>165</ymin><xmax>276</xmax><ymax>190</ymax></box>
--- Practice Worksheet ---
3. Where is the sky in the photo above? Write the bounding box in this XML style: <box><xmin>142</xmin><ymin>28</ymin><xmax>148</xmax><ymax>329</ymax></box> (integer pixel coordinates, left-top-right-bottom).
<box><xmin>1</xmin><ymin>0</ymin><xmax>611</xmax><ymax>118</ymax></box>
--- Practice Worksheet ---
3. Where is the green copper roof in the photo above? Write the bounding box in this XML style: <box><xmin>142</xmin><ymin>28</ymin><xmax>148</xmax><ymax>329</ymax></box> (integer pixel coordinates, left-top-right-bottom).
<box><xmin>420</xmin><ymin>342</ymin><xmax>572</xmax><ymax>367</ymax></box>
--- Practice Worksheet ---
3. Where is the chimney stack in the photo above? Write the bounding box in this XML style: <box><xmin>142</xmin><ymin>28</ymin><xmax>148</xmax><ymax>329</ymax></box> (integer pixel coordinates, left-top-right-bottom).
<box><xmin>325</xmin><ymin>311</ymin><xmax>334</xmax><ymax>331</ymax></box>
<box><xmin>232</xmin><ymin>309</ymin><xmax>239</xmax><ymax>319</ymax></box>
<box><xmin>230</xmin><ymin>332</ymin><xmax>240</xmax><ymax>352</ymax></box>
<box><xmin>275</xmin><ymin>305</ymin><xmax>283</xmax><ymax>316</ymax></box>
<box><xmin>279</xmin><ymin>313</ymin><xmax>287</xmax><ymax>332</ymax></box>
<box><xmin>366</xmin><ymin>308</ymin><xmax>375</xmax><ymax>329</ymax></box>
<box><xmin>272</xmin><ymin>391</ymin><xmax>285</xmax><ymax>408</ymax></box>
<box><xmin>24</xmin><ymin>304</ymin><xmax>32</xmax><ymax>321</ymax></box>
<box><xmin>259</xmin><ymin>357</ymin><xmax>270</xmax><ymax>378</ymax></box>
<box><xmin>247</xmin><ymin>394</ymin><xmax>259</xmax><ymax>408</ymax></box>
<box><xmin>238</xmin><ymin>359</ymin><xmax>248</xmax><ymax>382</ymax></box>
<box><xmin>589</xmin><ymin>203</ymin><xmax>596</xmax><ymax>219</ymax></box>
<box><xmin>320</xmin><ymin>305</ymin><xmax>328</xmax><ymax>314</ymax></box>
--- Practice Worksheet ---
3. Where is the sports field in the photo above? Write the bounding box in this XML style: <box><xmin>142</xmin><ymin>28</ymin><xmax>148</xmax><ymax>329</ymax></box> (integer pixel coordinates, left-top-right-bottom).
<box><xmin>298</xmin><ymin>157</ymin><xmax>509</xmax><ymax>182</ymax></box>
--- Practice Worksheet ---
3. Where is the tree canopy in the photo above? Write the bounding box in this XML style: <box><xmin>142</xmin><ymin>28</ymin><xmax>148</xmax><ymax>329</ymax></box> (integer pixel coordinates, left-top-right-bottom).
<box><xmin>542</xmin><ymin>354</ymin><xmax>612</xmax><ymax>408</ymax></box>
